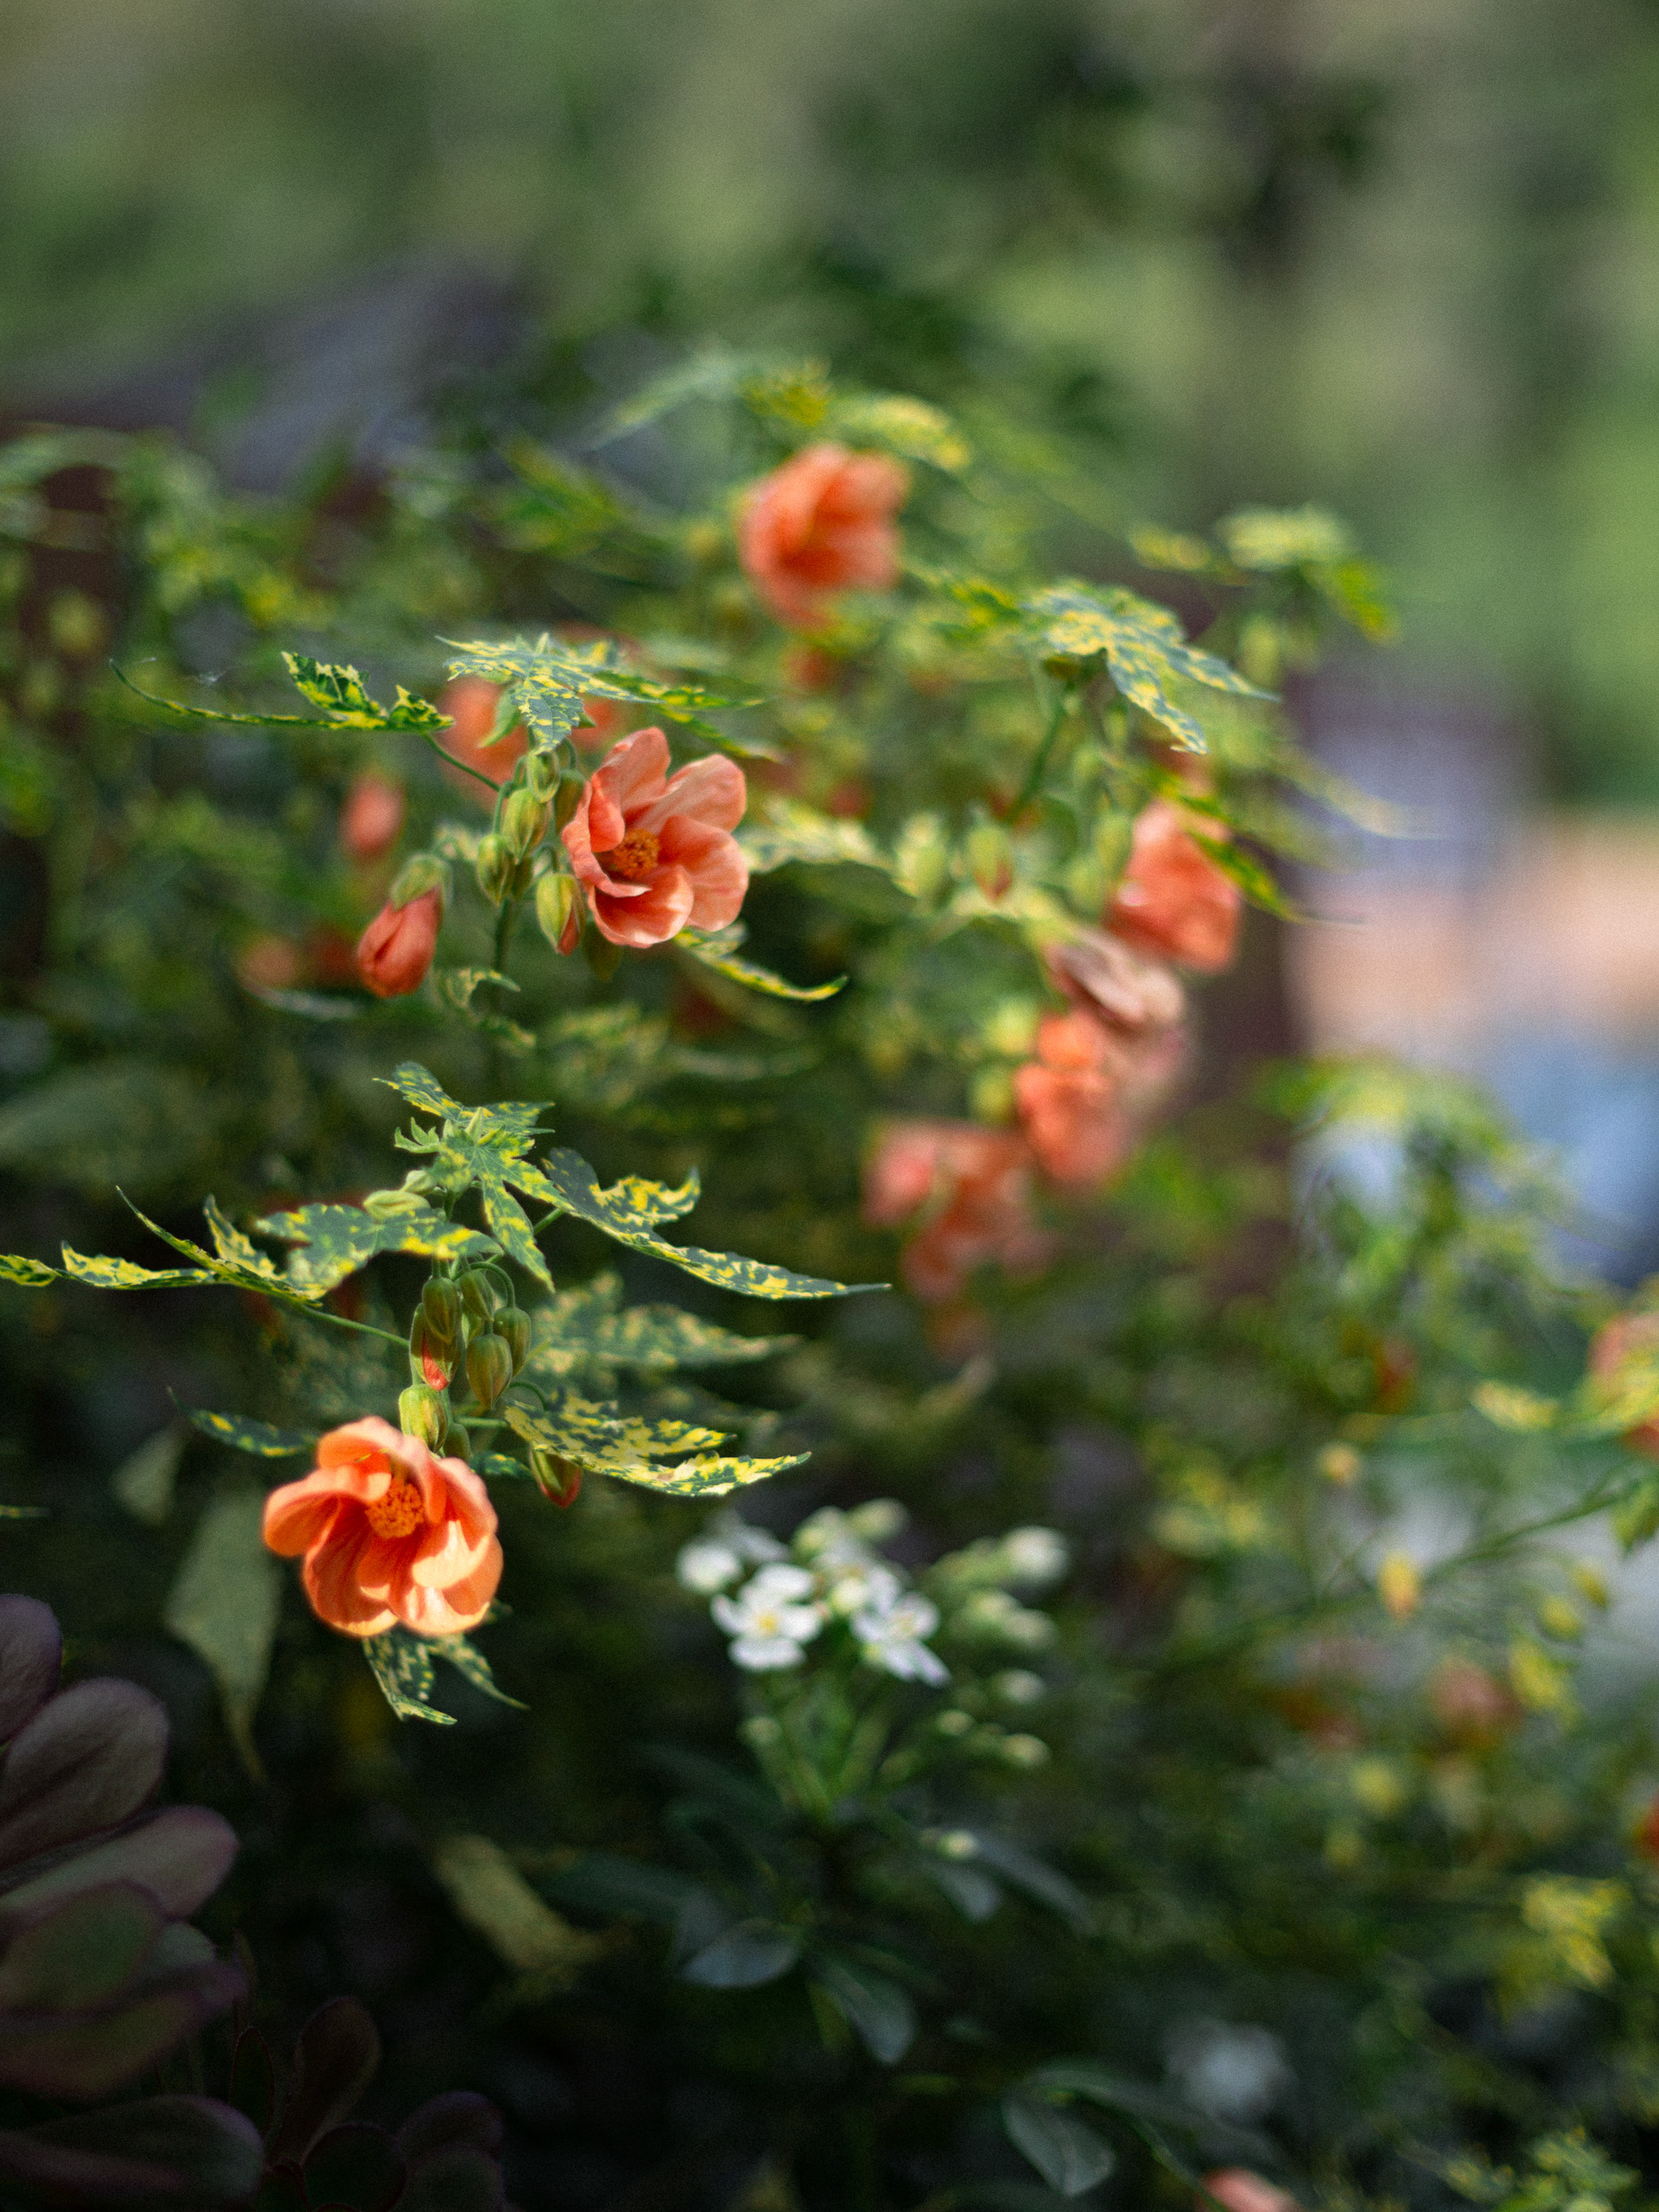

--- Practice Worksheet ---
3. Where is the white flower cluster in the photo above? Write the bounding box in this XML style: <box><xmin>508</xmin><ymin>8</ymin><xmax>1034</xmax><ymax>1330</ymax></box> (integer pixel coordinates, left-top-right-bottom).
<box><xmin>676</xmin><ymin>1502</ymin><xmax>1070</xmax><ymax>1686</ymax></box>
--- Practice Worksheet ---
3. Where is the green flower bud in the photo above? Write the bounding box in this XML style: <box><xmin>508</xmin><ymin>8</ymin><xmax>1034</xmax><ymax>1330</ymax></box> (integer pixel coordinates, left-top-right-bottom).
<box><xmin>534</xmin><ymin>872</ymin><xmax>583</xmax><ymax>955</ymax></box>
<box><xmin>408</xmin><ymin>1311</ymin><xmax>453</xmax><ymax>1389</ymax></box>
<box><xmin>474</xmin><ymin>833</ymin><xmax>515</xmax><ymax>906</ymax></box>
<box><xmin>457</xmin><ymin>1270</ymin><xmax>495</xmax><ymax>1328</ymax></box>
<box><xmin>445</xmin><ymin>1420</ymin><xmax>472</xmax><ymax>1464</ymax></box>
<box><xmin>398</xmin><ymin>1382</ymin><xmax>449</xmax><ymax>1449</ymax></box>
<box><xmin>554</xmin><ymin>773</ymin><xmax>585</xmax><ymax>833</ymax></box>
<box><xmin>528</xmin><ymin>1445</ymin><xmax>584</xmax><ymax>1507</ymax></box>
<box><xmin>966</xmin><ymin>818</ymin><xmax>1013</xmax><ymax>902</ymax></box>
<box><xmin>525</xmin><ymin>750</ymin><xmax>560</xmax><ymax>803</ymax></box>
<box><xmin>422</xmin><ymin>1277</ymin><xmax>463</xmax><ymax>1345</ymax></box>
<box><xmin>465</xmin><ymin>1330</ymin><xmax>513</xmax><ymax>1409</ymax></box>
<box><xmin>389</xmin><ymin>852</ymin><xmax>451</xmax><ymax>913</ymax></box>
<box><xmin>501</xmin><ymin>787</ymin><xmax>551</xmax><ymax>860</ymax></box>
<box><xmin>496</xmin><ymin>1305</ymin><xmax>532</xmax><ymax>1374</ymax></box>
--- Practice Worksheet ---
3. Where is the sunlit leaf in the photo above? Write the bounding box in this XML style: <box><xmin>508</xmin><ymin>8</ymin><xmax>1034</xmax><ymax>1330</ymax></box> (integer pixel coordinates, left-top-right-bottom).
<box><xmin>525</xmin><ymin>1272</ymin><xmax>793</xmax><ymax>1379</ymax></box>
<box><xmin>502</xmin><ymin>1396</ymin><xmax>803</xmax><ymax>1496</ymax></box>
<box><xmin>1025</xmin><ymin>582</ymin><xmax>1267</xmax><ymax>752</ymax></box>
<box><xmin>680</xmin><ymin>927</ymin><xmax>844</xmax><ymax>1002</ymax></box>
<box><xmin>0</xmin><ymin>1254</ymin><xmax>57</xmax><ymax>1288</ymax></box>
<box><xmin>442</xmin><ymin>633</ymin><xmax>757</xmax><ymax>749</ymax></box>
<box><xmin>185</xmin><ymin>1409</ymin><xmax>312</xmax><ymax>1458</ymax></box>
<box><xmin>252</xmin><ymin>1201</ymin><xmax>497</xmax><ymax>1297</ymax></box>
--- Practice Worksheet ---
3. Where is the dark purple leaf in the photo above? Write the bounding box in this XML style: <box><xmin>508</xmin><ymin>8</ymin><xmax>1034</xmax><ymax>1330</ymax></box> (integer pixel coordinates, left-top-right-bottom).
<box><xmin>303</xmin><ymin>2123</ymin><xmax>406</xmax><ymax>2212</ymax></box>
<box><xmin>0</xmin><ymin>1681</ymin><xmax>168</xmax><ymax>1871</ymax></box>
<box><xmin>0</xmin><ymin>1881</ymin><xmax>164</xmax><ymax>2012</ymax></box>
<box><xmin>0</xmin><ymin>1962</ymin><xmax>244</xmax><ymax>2100</ymax></box>
<box><xmin>266</xmin><ymin>1997</ymin><xmax>380</xmax><ymax>2165</ymax></box>
<box><xmin>396</xmin><ymin>2093</ymin><xmax>502</xmax><ymax>2163</ymax></box>
<box><xmin>1</xmin><ymin>1806</ymin><xmax>238</xmax><ymax>1920</ymax></box>
<box><xmin>0</xmin><ymin>1596</ymin><xmax>61</xmax><ymax>1743</ymax></box>
<box><xmin>0</xmin><ymin>2093</ymin><xmax>264</xmax><ymax>2207</ymax></box>
<box><xmin>230</xmin><ymin>2025</ymin><xmax>276</xmax><ymax>2136</ymax></box>
<box><xmin>399</xmin><ymin>2143</ymin><xmax>506</xmax><ymax>2212</ymax></box>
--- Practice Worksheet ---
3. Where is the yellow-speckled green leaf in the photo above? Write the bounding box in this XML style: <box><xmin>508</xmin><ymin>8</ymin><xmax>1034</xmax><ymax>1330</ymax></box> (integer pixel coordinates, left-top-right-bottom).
<box><xmin>382</xmin><ymin>1060</ymin><xmax>468</xmax><ymax>1121</ymax></box>
<box><xmin>1218</xmin><ymin>505</ymin><xmax>1353</xmax><ymax>574</ymax></box>
<box><xmin>0</xmin><ymin>1254</ymin><xmax>57</xmax><ymax>1287</ymax></box>
<box><xmin>680</xmin><ymin>928</ymin><xmax>844</xmax><ymax>1002</ymax></box>
<box><xmin>1025</xmin><ymin>583</ymin><xmax>1267</xmax><ymax>752</ymax></box>
<box><xmin>827</xmin><ymin>391</ymin><xmax>969</xmax><ymax>471</ymax></box>
<box><xmin>186</xmin><ymin>1409</ymin><xmax>313</xmax><ymax>1457</ymax></box>
<box><xmin>60</xmin><ymin>1248</ymin><xmax>213</xmax><ymax>1291</ymax></box>
<box><xmin>431</xmin><ymin>1633</ymin><xmax>525</xmax><ymax>1709</ymax></box>
<box><xmin>116</xmin><ymin>656</ymin><xmax>444</xmax><ymax>735</ymax></box>
<box><xmin>364</xmin><ymin>1628</ymin><xmax>455</xmax><ymax>1725</ymax></box>
<box><xmin>252</xmin><ymin>1201</ymin><xmax>497</xmax><ymax>1296</ymax></box>
<box><xmin>521</xmin><ymin>1149</ymin><xmax>875</xmax><ymax>1299</ymax></box>
<box><xmin>432</xmin><ymin>967</ymin><xmax>535</xmax><ymax>1051</ymax></box>
<box><xmin>442</xmin><ymin>633</ymin><xmax>757</xmax><ymax>749</ymax></box>
<box><xmin>474</xmin><ymin>1165</ymin><xmax>552</xmax><ymax>1288</ymax></box>
<box><xmin>203</xmin><ymin>1196</ymin><xmax>287</xmax><ymax>1287</ymax></box>
<box><xmin>118</xmin><ymin>1196</ymin><xmax>324</xmax><ymax>1301</ymax></box>
<box><xmin>740</xmin><ymin>802</ymin><xmax>891</xmax><ymax>877</ymax></box>
<box><xmin>502</xmin><ymin>1399</ymin><xmax>803</xmax><ymax>1497</ymax></box>
<box><xmin>526</xmin><ymin>1272</ymin><xmax>793</xmax><ymax>1379</ymax></box>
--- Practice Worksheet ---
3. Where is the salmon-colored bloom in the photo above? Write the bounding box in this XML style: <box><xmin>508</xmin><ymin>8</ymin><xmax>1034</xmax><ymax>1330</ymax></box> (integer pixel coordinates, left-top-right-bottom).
<box><xmin>1013</xmin><ymin>1010</ymin><xmax>1133</xmax><ymax>1187</ymax></box>
<box><xmin>864</xmin><ymin>1120</ymin><xmax>1049</xmax><ymax>1302</ymax></box>
<box><xmin>562</xmin><ymin>726</ymin><xmax>748</xmax><ymax>949</ymax></box>
<box><xmin>1589</xmin><ymin>1311</ymin><xmax>1659</xmax><ymax>1457</ymax></box>
<box><xmin>1109</xmin><ymin>799</ymin><xmax>1241</xmax><ymax>972</ymax></box>
<box><xmin>355</xmin><ymin>889</ymin><xmax>441</xmax><ymax>998</ymax></box>
<box><xmin>340</xmin><ymin>772</ymin><xmax>405</xmax><ymax>860</ymax></box>
<box><xmin>1199</xmin><ymin>2172</ymin><xmax>1299</xmax><ymax>2212</ymax></box>
<box><xmin>437</xmin><ymin>678</ymin><xmax>527</xmax><ymax>804</ymax></box>
<box><xmin>263</xmin><ymin>1416</ymin><xmax>502</xmax><ymax>1639</ymax></box>
<box><xmin>739</xmin><ymin>443</ymin><xmax>910</xmax><ymax>628</ymax></box>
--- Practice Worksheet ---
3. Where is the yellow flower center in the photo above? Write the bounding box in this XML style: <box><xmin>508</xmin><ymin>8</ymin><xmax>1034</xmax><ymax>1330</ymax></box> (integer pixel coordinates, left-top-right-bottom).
<box><xmin>365</xmin><ymin>1477</ymin><xmax>426</xmax><ymax>1540</ymax></box>
<box><xmin>602</xmin><ymin>826</ymin><xmax>660</xmax><ymax>881</ymax></box>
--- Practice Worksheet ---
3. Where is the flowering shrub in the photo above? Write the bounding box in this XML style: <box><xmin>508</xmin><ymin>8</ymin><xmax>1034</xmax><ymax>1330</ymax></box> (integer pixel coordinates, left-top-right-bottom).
<box><xmin>0</xmin><ymin>376</ymin><xmax>1656</xmax><ymax>2208</ymax></box>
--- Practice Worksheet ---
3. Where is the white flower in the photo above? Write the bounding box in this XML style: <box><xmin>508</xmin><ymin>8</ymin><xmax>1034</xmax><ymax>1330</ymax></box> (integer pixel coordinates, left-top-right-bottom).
<box><xmin>676</xmin><ymin>1511</ymin><xmax>787</xmax><ymax>1594</ymax></box>
<box><xmin>955</xmin><ymin>1587</ymin><xmax>1056</xmax><ymax>1651</ymax></box>
<box><xmin>1001</xmin><ymin>1526</ymin><xmax>1070</xmax><ymax>1592</ymax></box>
<box><xmin>853</xmin><ymin>1588</ymin><xmax>949</xmax><ymax>1685</ymax></box>
<box><xmin>711</xmin><ymin>1563</ymin><xmax>825</xmax><ymax>1671</ymax></box>
<box><xmin>793</xmin><ymin>1507</ymin><xmax>877</xmax><ymax>1571</ymax></box>
<box><xmin>826</xmin><ymin>1561</ymin><xmax>902</xmax><ymax>1617</ymax></box>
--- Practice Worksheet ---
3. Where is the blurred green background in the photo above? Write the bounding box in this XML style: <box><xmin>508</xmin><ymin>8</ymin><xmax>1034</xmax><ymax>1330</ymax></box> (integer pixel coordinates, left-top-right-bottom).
<box><xmin>6</xmin><ymin>0</ymin><xmax>1659</xmax><ymax>796</ymax></box>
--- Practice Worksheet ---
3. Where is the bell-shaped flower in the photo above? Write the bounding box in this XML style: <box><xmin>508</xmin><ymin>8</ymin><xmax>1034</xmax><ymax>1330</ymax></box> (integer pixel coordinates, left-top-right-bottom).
<box><xmin>562</xmin><ymin>727</ymin><xmax>748</xmax><ymax>949</ymax></box>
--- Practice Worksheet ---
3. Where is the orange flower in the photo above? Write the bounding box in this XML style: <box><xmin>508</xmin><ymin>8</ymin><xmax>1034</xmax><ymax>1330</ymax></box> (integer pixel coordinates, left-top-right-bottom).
<box><xmin>562</xmin><ymin>726</ymin><xmax>747</xmax><ymax>949</ymax></box>
<box><xmin>864</xmin><ymin>1120</ymin><xmax>1049</xmax><ymax>1302</ymax></box>
<box><xmin>1109</xmin><ymin>799</ymin><xmax>1241</xmax><ymax>972</ymax></box>
<box><xmin>437</xmin><ymin>678</ymin><xmax>527</xmax><ymax>804</ymax></box>
<box><xmin>1014</xmin><ymin>1004</ymin><xmax>1187</xmax><ymax>1187</ymax></box>
<box><xmin>355</xmin><ymin>889</ymin><xmax>441</xmax><ymax>998</ymax></box>
<box><xmin>1589</xmin><ymin>1310</ymin><xmax>1659</xmax><ymax>1456</ymax></box>
<box><xmin>339</xmin><ymin>772</ymin><xmax>405</xmax><ymax>861</ymax></box>
<box><xmin>1199</xmin><ymin>2172</ymin><xmax>1299</xmax><ymax>2212</ymax></box>
<box><xmin>263</xmin><ymin>1417</ymin><xmax>502</xmax><ymax>1639</ymax></box>
<box><xmin>739</xmin><ymin>443</ymin><xmax>909</xmax><ymax>628</ymax></box>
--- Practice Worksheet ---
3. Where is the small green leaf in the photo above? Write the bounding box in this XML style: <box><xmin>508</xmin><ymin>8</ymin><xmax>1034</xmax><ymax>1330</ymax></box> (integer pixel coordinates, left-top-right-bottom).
<box><xmin>811</xmin><ymin>1957</ymin><xmax>917</xmax><ymax>2063</ymax></box>
<box><xmin>826</xmin><ymin>390</ymin><xmax>969</xmax><ymax>471</ymax></box>
<box><xmin>502</xmin><ymin>1396</ymin><xmax>803</xmax><ymax>1497</ymax></box>
<box><xmin>252</xmin><ymin>1201</ymin><xmax>497</xmax><ymax>1297</ymax></box>
<box><xmin>59</xmin><ymin>1248</ymin><xmax>212</xmax><ymax>1292</ymax></box>
<box><xmin>1002</xmin><ymin>2094</ymin><xmax>1116</xmax><ymax>2197</ymax></box>
<box><xmin>681</xmin><ymin>1922</ymin><xmax>802</xmax><ymax>1988</ymax></box>
<box><xmin>433</xmin><ymin>967</ymin><xmax>535</xmax><ymax>1051</ymax></box>
<box><xmin>116</xmin><ymin>654</ymin><xmax>445</xmax><ymax>735</ymax></box>
<box><xmin>381</xmin><ymin>1060</ymin><xmax>467</xmax><ymax>1120</ymax></box>
<box><xmin>526</xmin><ymin>1272</ymin><xmax>793</xmax><ymax>1379</ymax></box>
<box><xmin>363</xmin><ymin>1627</ymin><xmax>456</xmax><ymax>1725</ymax></box>
<box><xmin>740</xmin><ymin>801</ymin><xmax>892</xmax><ymax>877</ymax></box>
<box><xmin>432</xmin><ymin>1834</ymin><xmax>601</xmax><ymax>1982</ymax></box>
<box><xmin>0</xmin><ymin>1254</ymin><xmax>57</xmax><ymax>1288</ymax></box>
<box><xmin>680</xmin><ymin>928</ymin><xmax>844</xmax><ymax>1002</ymax></box>
<box><xmin>185</xmin><ymin>1409</ymin><xmax>312</xmax><ymax>1458</ymax></box>
<box><xmin>164</xmin><ymin>1488</ymin><xmax>281</xmax><ymax>1776</ymax></box>
<box><xmin>1025</xmin><ymin>582</ymin><xmax>1267</xmax><ymax>752</ymax></box>
<box><xmin>1472</xmin><ymin>1381</ymin><xmax>1560</xmax><ymax>1433</ymax></box>
<box><xmin>442</xmin><ymin>633</ymin><xmax>757</xmax><ymax>749</ymax></box>
<box><xmin>111</xmin><ymin>1425</ymin><xmax>185</xmax><ymax>1525</ymax></box>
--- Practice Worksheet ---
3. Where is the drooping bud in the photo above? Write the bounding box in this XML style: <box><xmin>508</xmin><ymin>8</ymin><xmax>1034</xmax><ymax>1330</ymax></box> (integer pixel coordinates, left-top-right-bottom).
<box><xmin>422</xmin><ymin>1277</ymin><xmax>464</xmax><ymax>1346</ymax></box>
<box><xmin>465</xmin><ymin>1331</ymin><xmax>514</xmax><ymax>1409</ymax></box>
<box><xmin>398</xmin><ymin>1383</ymin><xmax>449</xmax><ymax>1449</ymax></box>
<box><xmin>389</xmin><ymin>851</ymin><xmax>451</xmax><ymax>914</ymax></box>
<box><xmin>409</xmin><ymin>1311</ymin><xmax>454</xmax><ymax>1390</ymax></box>
<box><xmin>501</xmin><ymin>787</ymin><xmax>551</xmax><ymax>861</ymax></box>
<box><xmin>457</xmin><ymin>1271</ymin><xmax>496</xmax><ymax>1329</ymax></box>
<box><xmin>554</xmin><ymin>773</ymin><xmax>585</xmax><ymax>833</ymax></box>
<box><xmin>496</xmin><ymin>1306</ymin><xmax>532</xmax><ymax>1375</ymax></box>
<box><xmin>528</xmin><ymin>1445</ymin><xmax>584</xmax><ymax>1508</ymax></box>
<box><xmin>474</xmin><ymin>833</ymin><xmax>515</xmax><ymax>906</ymax></box>
<box><xmin>534</xmin><ymin>872</ymin><xmax>584</xmax><ymax>955</ymax></box>
<box><xmin>966</xmin><ymin>818</ymin><xmax>1013</xmax><ymax>902</ymax></box>
<box><xmin>445</xmin><ymin>1420</ymin><xmax>472</xmax><ymax>1463</ymax></box>
<box><xmin>525</xmin><ymin>750</ymin><xmax>560</xmax><ymax>803</ymax></box>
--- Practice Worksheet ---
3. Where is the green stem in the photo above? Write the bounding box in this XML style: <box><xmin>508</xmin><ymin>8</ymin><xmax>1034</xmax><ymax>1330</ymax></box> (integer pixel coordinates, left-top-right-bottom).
<box><xmin>414</xmin><ymin>729</ymin><xmax>503</xmax><ymax>795</ymax></box>
<box><xmin>272</xmin><ymin>1296</ymin><xmax>408</xmax><ymax>1350</ymax></box>
<box><xmin>493</xmin><ymin>896</ymin><xmax>518</xmax><ymax>977</ymax></box>
<box><xmin>1010</xmin><ymin>687</ymin><xmax>1071</xmax><ymax>818</ymax></box>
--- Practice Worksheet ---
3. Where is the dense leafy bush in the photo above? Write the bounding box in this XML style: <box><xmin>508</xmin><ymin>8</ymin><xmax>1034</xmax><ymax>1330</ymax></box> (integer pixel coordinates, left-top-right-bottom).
<box><xmin>2</xmin><ymin>367</ymin><xmax>1658</xmax><ymax>2212</ymax></box>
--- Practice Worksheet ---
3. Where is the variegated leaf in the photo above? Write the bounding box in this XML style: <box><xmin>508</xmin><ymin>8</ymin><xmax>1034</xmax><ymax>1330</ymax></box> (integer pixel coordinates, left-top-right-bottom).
<box><xmin>0</xmin><ymin>1254</ymin><xmax>57</xmax><ymax>1288</ymax></box>
<box><xmin>442</xmin><ymin>633</ymin><xmax>756</xmax><ymax>749</ymax></box>
<box><xmin>680</xmin><ymin>928</ymin><xmax>844</xmax><ymax>1002</ymax></box>
<box><xmin>186</xmin><ymin>1409</ymin><xmax>313</xmax><ymax>1457</ymax></box>
<box><xmin>252</xmin><ymin>1201</ymin><xmax>497</xmax><ymax>1296</ymax></box>
<box><xmin>526</xmin><ymin>1273</ymin><xmax>793</xmax><ymax>1379</ymax></box>
<box><xmin>1025</xmin><ymin>582</ymin><xmax>1267</xmax><ymax>753</ymax></box>
<box><xmin>740</xmin><ymin>802</ymin><xmax>891</xmax><ymax>877</ymax></box>
<box><xmin>362</xmin><ymin>1624</ymin><xmax>513</xmax><ymax>1724</ymax></box>
<box><xmin>521</xmin><ymin>1149</ymin><xmax>873</xmax><ymax>1300</ymax></box>
<box><xmin>116</xmin><ymin>656</ymin><xmax>445</xmax><ymax>734</ymax></box>
<box><xmin>60</xmin><ymin>1248</ymin><xmax>213</xmax><ymax>1291</ymax></box>
<box><xmin>502</xmin><ymin>1399</ymin><xmax>803</xmax><ymax>1497</ymax></box>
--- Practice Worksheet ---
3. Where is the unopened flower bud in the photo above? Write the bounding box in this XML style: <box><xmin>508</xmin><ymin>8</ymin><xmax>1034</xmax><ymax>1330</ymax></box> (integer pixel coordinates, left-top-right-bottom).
<box><xmin>388</xmin><ymin>852</ymin><xmax>450</xmax><ymax>914</ymax></box>
<box><xmin>525</xmin><ymin>751</ymin><xmax>560</xmax><ymax>803</ymax></box>
<box><xmin>554</xmin><ymin>773</ymin><xmax>586</xmax><ymax>833</ymax></box>
<box><xmin>496</xmin><ymin>1305</ymin><xmax>532</xmax><ymax>1374</ymax></box>
<box><xmin>457</xmin><ymin>1270</ymin><xmax>496</xmax><ymax>1329</ymax></box>
<box><xmin>534</xmin><ymin>871</ymin><xmax>584</xmax><ymax>955</ymax></box>
<box><xmin>445</xmin><ymin>1420</ymin><xmax>472</xmax><ymax>1463</ymax></box>
<box><xmin>398</xmin><ymin>1382</ymin><xmax>449</xmax><ymax>1449</ymax></box>
<box><xmin>501</xmin><ymin>787</ymin><xmax>550</xmax><ymax>860</ymax></box>
<box><xmin>895</xmin><ymin>813</ymin><xmax>951</xmax><ymax>906</ymax></box>
<box><xmin>475</xmin><ymin>833</ymin><xmax>515</xmax><ymax>906</ymax></box>
<box><xmin>967</xmin><ymin>818</ymin><xmax>1013</xmax><ymax>902</ymax></box>
<box><xmin>409</xmin><ymin>1311</ymin><xmax>453</xmax><ymax>1390</ymax></box>
<box><xmin>465</xmin><ymin>1330</ymin><xmax>513</xmax><ymax>1409</ymax></box>
<box><xmin>528</xmin><ymin>1445</ymin><xmax>584</xmax><ymax>1507</ymax></box>
<box><xmin>422</xmin><ymin>1278</ymin><xmax>463</xmax><ymax>1345</ymax></box>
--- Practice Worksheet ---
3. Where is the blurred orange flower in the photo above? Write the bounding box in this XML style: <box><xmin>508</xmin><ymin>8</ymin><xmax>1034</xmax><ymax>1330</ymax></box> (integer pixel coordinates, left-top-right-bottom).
<box><xmin>1589</xmin><ymin>1310</ymin><xmax>1659</xmax><ymax>1457</ymax></box>
<box><xmin>864</xmin><ymin>1119</ymin><xmax>1049</xmax><ymax>1302</ymax></box>
<box><xmin>1013</xmin><ymin>1009</ymin><xmax>1133</xmax><ymax>1187</ymax></box>
<box><xmin>739</xmin><ymin>443</ymin><xmax>909</xmax><ymax>627</ymax></box>
<box><xmin>263</xmin><ymin>1417</ymin><xmax>502</xmax><ymax>1639</ymax></box>
<box><xmin>1199</xmin><ymin>2170</ymin><xmax>1299</xmax><ymax>2212</ymax></box>
<box><xmin>1110</xmin><ymin>799</ymin><xmax>1241</xmax><ymax>972</ymax></box>
<box><xmin>339</xmin><ymin>772</ymin><xmax>405</xmax><ymax>861</ymax></box>
<box><xmin>562</xmin><ymin>726</ymin><xmax>747</xmax><ymax>949</ymax></box>
<box><xmin>355</xmin><ymin>888</ymin><xmax>441</xmax><ymax>998</ymax></box>
<box><xmin>436</xmin><ymin>677</ymin><xmax>526</xmax><ymax>803</ymax></box>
